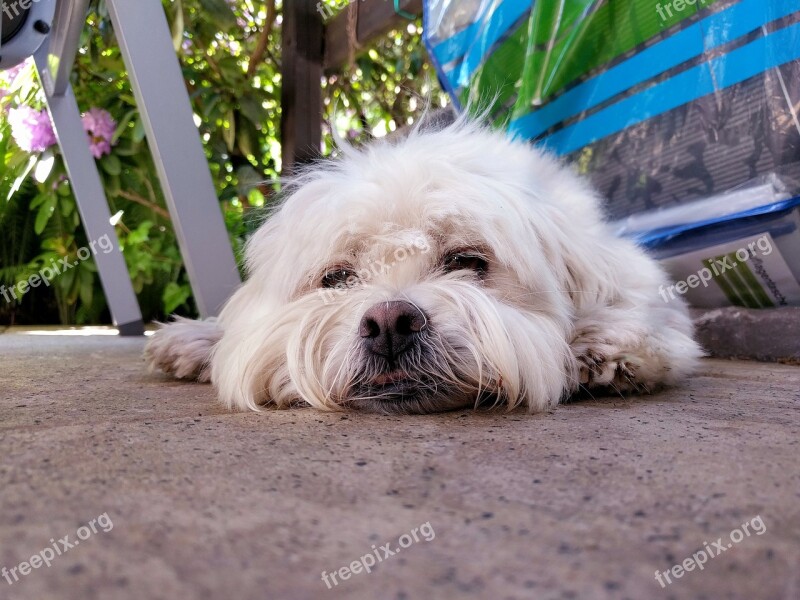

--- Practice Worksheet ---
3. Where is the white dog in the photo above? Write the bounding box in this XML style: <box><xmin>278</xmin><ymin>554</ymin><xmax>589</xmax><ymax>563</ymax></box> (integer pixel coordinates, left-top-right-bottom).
<box><xmin>146</xmin><ymin>117</ymin><xmax>702</xmax><ymax>414</ymax></box>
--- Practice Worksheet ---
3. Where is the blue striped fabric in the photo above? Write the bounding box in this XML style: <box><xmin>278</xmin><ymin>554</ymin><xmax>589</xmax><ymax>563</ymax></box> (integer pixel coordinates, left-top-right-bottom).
<box><xmin>429</xmin><ymin>0</ymin><xmax>533</xmax><ymax>92</ymax></box>
<box><xmin>538</xmin><ymin>21</ymin><xmax>800</xmax><ymax>155</ymax></box>
<box><xmin>508</xmin><ymin>0</ymin><xmax>800</xmax><ymax>141</ymax></box>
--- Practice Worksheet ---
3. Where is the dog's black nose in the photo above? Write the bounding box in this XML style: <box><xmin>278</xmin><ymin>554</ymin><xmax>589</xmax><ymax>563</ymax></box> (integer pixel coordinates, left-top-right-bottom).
<box><xmin>359</xmin><ymin>300</ymin><xmax>426</xmax><ymax>360</ymax></box>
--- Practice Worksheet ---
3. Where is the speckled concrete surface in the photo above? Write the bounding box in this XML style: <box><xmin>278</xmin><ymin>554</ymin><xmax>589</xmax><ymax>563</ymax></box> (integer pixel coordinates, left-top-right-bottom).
<box><xmin>1</xmin><ymin>328</ymin><xmax>799</xmax><ymax>600</ymax></box>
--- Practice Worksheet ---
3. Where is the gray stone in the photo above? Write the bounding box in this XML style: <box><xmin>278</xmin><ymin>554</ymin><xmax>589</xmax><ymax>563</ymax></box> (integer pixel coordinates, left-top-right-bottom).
<box><xmin>693</xmin><ymin>306</ymin><xmax>800</xmax><ymax>363</ymax></box>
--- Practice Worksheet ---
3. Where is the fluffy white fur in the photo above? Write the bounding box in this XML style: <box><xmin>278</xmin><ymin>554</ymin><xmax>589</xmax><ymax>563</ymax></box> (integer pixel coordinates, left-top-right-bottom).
<box><xmin>146</xmin><ymin>118</ymin><xmax>702</xmax><ymax>414</ymax></box>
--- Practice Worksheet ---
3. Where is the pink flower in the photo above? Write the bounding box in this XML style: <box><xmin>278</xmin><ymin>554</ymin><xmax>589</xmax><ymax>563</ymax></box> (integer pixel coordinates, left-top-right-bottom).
<box><xmin>81</xmin><ymin>108</ymin><xmax>117</xmax><ymax>159</ymax></box>
<box><xmin>7</xmin><ymin>106</ymin><xmax>57</xmax><ymax>153</ymax></box>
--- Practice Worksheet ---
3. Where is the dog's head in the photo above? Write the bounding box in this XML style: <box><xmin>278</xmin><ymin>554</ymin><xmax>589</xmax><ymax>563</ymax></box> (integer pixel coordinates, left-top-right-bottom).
<box><xmin>213</xmin><ymin>120</ymin><xmax>605</xmax><ymax>413</ymax></box>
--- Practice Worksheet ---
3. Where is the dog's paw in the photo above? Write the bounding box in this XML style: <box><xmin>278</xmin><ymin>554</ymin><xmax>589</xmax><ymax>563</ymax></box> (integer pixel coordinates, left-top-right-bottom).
<box><xmin>145</xmin><ymin>317</ymin><xmax>221</xmax><ymax>382</ymax></box>
<box><xmin>576</xmin><ymin>347</ymin><xmax>647</xmax><ymax>393</ymax></box>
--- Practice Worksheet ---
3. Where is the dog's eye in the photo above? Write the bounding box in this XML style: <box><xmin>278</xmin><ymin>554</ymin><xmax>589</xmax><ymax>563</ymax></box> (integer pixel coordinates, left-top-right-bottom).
<box><xmin>320</xmin><ymin>265</ymin><xmax>356</xmax><ymax>288</ymax></box>
<box><xmin>442</xmin><ymin>252</ymin><xmax>488</xmax><ymax>276</ymax></box>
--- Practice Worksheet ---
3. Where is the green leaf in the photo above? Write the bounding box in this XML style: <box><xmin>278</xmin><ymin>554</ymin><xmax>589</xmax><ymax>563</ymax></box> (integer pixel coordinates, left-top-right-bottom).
<box><xmin>29</xmin><ymin>192</ymin><xmax>50</xmax><ymax>209</ymax></box>
<box><xmin>34</xmin><ymin>194</ymin><xmax>57</xmax><ymax>235</ymax></box>
<box><xmin>60</xmin><ymin>263</ymin><xmax>77</xmax><ymax>298</ymax></box>
<box><xmin>218</xmin><ymin>56</ymin><xmax>243</xmax><ymax>85</ymax></box>
<box><xmin>78</xmin><ymin>267</ymin><xmax>94</xmax><ymax>306</ymax></box>
<box><xmin>60</xmin><ymin>197</ymin><xmax>74</xmax><ymax>217</ymax></box>
<box><xmin>162</xmin><ymin>281</ymin><xmax>192</xmax><ymax>314</ymax></box>
<box><xmin>56</xmin><ymin>181</ymin><xmax>72</xmax><ymax>197</ymax></box>
<box><xmin>113</xmin><ymin>109</ymin><xmax>138</xmax><ymax>143</ymax></box>
<box><xmin>106</xmin><ymin>174</ymin><xmax>121</xmax><ymax>196</ymax></box>
<box><xmin>113</xmin><ymin>144</ymin><xmax>140</xmax><ymax>157</ymax></box>
<box><xmin>198</xmin><ymin>0</ymin><xmax>237</xmax><ymax>30</ymax></box>
<box><xmin>101</xmin><ymin>154</ymin><xmax>122</xmax><ymax>176</ymax></box>
<box><xmin>127</xmin><ymin>220</ymin><xmax>153</xmax><ymax>245</ymax></box>
<box><xmin>239</xmin><ymin>95</ymin><xmax>268</xmax><ymax>126</ymax></box>
<box><xmin>222</xmin><ymin>109</ymin><xmax>236</xmax><ymax>152</ymax></box>
<box><xmin>247</xmin><ymin>187</ymin><xmax>265</xmax><ymax>208</ymax></box>
<box><xmin>235</xmin><ymin>115</ymin><xmax>259</xmax><ymax>158</ymax></box>
<box><xmin>132</xmin><ymin>119</ymin><xmax>146</xmax><ymax>143</ymax></box>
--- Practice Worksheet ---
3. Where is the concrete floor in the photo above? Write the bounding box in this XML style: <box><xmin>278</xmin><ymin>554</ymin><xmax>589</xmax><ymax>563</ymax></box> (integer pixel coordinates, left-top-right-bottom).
<box><xmin>1</xmin><ymin>328</ymin><xmax>799</xmax><ymax>600</ymax></box>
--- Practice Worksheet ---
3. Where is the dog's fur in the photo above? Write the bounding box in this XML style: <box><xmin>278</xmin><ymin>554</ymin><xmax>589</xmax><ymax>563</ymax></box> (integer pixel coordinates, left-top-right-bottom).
<box><xmin>146</xmin><ymin>118</ymin><xmax>702</xmax><ymax>414</ymax></box>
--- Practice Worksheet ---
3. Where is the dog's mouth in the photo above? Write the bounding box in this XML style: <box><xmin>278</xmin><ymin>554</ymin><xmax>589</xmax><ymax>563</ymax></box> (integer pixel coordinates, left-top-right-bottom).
<box><xmin>370</xmin><ymin>369</ymin><xmax>411</xmax><ymax>386</ymax></box>
<box><xmin>343</xmin><ymin>342</ymin><xmax>491</xmax><ymax>414</ymax></box>
<box><xmin>360</xmin><ymin>369</ymin><xmax>424</xmax><ymax>397</ymax></box>
<box><xmin>345</xmin><ymin>367</ymin><xmax>477</xmax><ymax>414</ymax></box>
<box><xmin>342</xmin><ymin>367</ymin><xmax>434</xmax><ymax>413</ymax></box>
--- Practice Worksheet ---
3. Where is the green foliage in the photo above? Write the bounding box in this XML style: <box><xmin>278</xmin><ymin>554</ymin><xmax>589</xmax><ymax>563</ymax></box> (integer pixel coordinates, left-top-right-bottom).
<box><xmin>320</xmin><ymin>5</ymin><xmax>447</xmax><ymax>147</ymax></box>
<box><xmin>0</xmin><ymin>0</ymin><xmax>446</xmax><ymax>326</ymax></box>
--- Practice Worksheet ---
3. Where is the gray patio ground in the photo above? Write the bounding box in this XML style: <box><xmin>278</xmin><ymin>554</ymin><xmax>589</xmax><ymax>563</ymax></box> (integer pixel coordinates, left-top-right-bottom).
<box><xmin>1</xmin><ymin>327</ymin><xmax>798</xmax><ymax>600</ymax></box>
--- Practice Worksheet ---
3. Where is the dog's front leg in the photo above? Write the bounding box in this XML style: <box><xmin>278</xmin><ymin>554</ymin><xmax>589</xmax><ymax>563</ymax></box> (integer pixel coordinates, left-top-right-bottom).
<box><xmin>568</xmin><ymin>300</ymin><xmax>701</xmax><ymax>396</ymax></box>
<box><xmin>145</xmin><ymin>317</ymin><xmax>222</xmax><ymax>382</ymax></box>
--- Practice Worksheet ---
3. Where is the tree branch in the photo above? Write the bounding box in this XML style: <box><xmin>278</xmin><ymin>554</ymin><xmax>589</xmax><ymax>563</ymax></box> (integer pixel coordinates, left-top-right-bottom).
<box><xmin>247</xmin><ymin>0</ymin><xmax>277</xmax><ymax>77</ymax></box>
<box><xmin>115</xmin><ymin>190</ymin><xmax>172</xmax><ymax>221</ymax></box>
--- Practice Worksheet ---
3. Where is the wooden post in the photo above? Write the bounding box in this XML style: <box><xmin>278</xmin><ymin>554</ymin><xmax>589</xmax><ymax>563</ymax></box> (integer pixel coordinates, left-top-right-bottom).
<box><xmin>281</xmin><ymin>0</ymin><xmax>324</xmax><ymax>172</ymax></box>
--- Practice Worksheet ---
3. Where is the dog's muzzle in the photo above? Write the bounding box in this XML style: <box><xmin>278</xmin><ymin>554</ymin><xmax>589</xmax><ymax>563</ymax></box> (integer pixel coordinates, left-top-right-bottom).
<box><xmin>354</xmin><ymin>300</ymin><xmax>429</xmax><ymax>399</ymax></box>
<box><xmin>350</xmin><ymin>300</ymin><xmax>483</xmax><ymax>413</ymax></box>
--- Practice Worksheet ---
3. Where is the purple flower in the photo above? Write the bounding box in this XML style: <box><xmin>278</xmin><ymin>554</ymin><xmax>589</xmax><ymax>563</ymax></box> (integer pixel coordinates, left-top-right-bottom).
<box><xmin>7</xmin><ymin>106</ymin><xmax>57</xmax><ymax>153</ymax></box>
<box><xmin>81</xmin><ymin>108</ymin><xmax>117</xmax><ymax>159</ymax></box>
